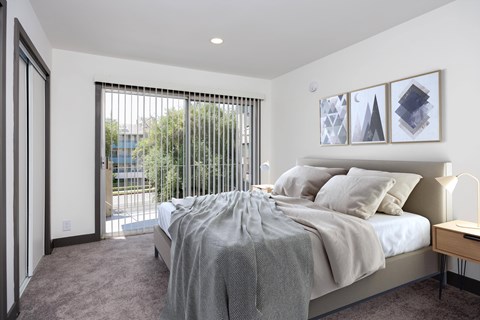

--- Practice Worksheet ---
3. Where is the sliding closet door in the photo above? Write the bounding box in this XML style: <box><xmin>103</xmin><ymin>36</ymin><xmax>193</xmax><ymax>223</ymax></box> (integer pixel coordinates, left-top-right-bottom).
<box><xmin>18</xmin><ymin>55</ymin><xmax>28</xmax><ymax>292</ymax></box>
<box><xmin>28</xmin><ymin>63</ymin><xmax>45</xmax><ymax>274</ymax></box>
<box><xmin>13</xmin><ymin>19</ymin><xmax>51</xmax><ymax>314</ymax></box>
<box><xmin>18</xmin><ymin>50</ymin><xmax>46</xmax><ymax>294</ymax></box>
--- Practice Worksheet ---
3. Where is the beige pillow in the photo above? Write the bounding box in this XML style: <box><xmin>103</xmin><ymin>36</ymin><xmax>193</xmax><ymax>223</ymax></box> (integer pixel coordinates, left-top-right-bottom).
<box><xmin>303</xmin><ymin>165</ymin><xmax>348</xmax><ymax>176</ymax></box>
<box><xmin>347</xmin><ymin>167</ymin><xmax>422</xmax><ymax>216</ymax></box>
<box><xmin>314</xmin><ymin>175</ymin><xmax>396</xmax><ymax>219</ymax></box>
<box><xmin>272</xmin><ymin>166</ymin><xmax>334</xmax><ymax>200</ymax></box>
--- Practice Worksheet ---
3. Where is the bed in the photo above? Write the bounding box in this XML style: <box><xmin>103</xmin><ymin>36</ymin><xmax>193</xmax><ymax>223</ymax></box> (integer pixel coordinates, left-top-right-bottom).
<box><xmin>154</xmin><ymin>158</ymin><xmax>452</xmax><ymax>319</ymax></box>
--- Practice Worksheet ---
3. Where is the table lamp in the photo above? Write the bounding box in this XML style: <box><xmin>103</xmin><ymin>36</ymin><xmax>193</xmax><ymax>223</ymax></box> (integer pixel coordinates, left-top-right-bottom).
<box><xmin>436</xmin><ymin>173</ymin><xmax>480</xmax><ymax>229</ymax></box>
<box><xmin>260</xmin><ymin>161</ymin><xmax>270</xmax><ymax>184</ymax></box>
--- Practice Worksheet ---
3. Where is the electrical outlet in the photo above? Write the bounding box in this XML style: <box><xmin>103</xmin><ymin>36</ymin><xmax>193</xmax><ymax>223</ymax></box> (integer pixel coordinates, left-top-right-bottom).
<box><xmin>63</xmin><ymin>220</ymin><xmax>71</xmax><ymax>232</ymax></box>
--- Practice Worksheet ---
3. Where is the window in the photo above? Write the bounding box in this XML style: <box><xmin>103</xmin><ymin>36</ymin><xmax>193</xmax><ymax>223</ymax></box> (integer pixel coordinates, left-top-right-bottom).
<box><xmin>97</xmin><ymin>83</ymin><xmax>261</xmax><ymax>236</ymax></box>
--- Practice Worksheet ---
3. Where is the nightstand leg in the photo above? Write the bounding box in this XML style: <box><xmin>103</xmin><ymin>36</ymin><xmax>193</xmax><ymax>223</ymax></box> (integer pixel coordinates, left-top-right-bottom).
<box><xmin>439</xmin><ymin>254</ymin><xmax>446</xmax><ymax>299</ymax></box>
<box><xmin>457</xmin><ymin>258</ymin><xmax>467</xmax><ymax>290</ymax></box>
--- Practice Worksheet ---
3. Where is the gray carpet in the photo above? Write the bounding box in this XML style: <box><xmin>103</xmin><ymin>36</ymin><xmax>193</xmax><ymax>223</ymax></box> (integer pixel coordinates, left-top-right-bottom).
<box><xmin>323</xmin><ymin>278</ymin><xmax>480</xmax><ymax>320</ymax></box>
<box><xmin>17</xmin><ymin>234</ymin><xmax>480</xmax><ymax>320</ymax></box>
<box><xmin>18</xmin><ymin>234</ymin><xmax>169</xmax><ymax>320</ymax></box>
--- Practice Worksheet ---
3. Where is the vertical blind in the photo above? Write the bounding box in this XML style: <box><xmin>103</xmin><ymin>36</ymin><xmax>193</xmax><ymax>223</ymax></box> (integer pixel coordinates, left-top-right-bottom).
<box><xmin>100</xmin><ymin>83</ymin><xmax>261</xmax><ymax>236</ymax></box>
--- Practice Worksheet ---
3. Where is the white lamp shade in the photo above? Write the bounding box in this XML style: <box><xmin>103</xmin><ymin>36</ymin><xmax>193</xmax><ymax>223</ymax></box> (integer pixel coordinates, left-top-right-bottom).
<box><xmin>260</xmin><ymin>161</ymin><xmax>270</xmax><ymax>172</ymax></box>
<box><xmin>437</xmin><ymin>172</ymin><xmax>480</xmax><ymax>228</ymax></box>
<box><xmin>435</xmin><ymin>176</ymin><xmax>458</xmax><ymax>193</ymax></box>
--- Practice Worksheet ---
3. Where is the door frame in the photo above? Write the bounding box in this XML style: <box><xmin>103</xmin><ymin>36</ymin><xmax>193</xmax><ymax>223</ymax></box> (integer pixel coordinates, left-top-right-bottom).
<box><xmin>12</xmin><ymin>18</ymin><xmax>51</xmax><ymax>315</ymax></box>
<box><xmin>0</xmin><ymin>1</ymin><xmax>7</xmax><ymax>319</ymax></box>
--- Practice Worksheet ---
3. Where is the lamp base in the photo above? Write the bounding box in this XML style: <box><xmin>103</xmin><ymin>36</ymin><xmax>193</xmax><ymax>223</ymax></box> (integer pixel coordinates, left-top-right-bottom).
<box><xmin>456</xmin><ymin>221</ymin><xmax>480</xmax><ymax>229</ymax></box>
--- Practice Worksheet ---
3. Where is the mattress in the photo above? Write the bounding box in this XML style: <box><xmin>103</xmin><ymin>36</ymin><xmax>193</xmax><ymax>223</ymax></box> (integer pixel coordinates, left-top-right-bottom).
<box><xmin>157</xmin><ymin>202</ymin><xmax>175</xmax><ymax>239</ymax></box>
<box><xmin>157</xmin><ymin>202</ymin><xmax>430</xmax><ymax>258</ymax></box>
<box><xmin>368</xmin><ymin>212</ymin><xmax>430</xmax><ymax>257</ymax></box>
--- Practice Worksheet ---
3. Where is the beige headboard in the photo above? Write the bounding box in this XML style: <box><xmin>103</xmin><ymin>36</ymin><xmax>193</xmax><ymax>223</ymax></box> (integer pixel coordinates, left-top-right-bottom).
<box><xmin>296</xmin><ymin>158</ymin><xmax>452</xmax><ymax>225</ymax></box>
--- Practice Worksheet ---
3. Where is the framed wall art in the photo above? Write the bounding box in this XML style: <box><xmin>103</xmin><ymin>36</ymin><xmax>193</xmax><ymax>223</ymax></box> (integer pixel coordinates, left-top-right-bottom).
<box><xmin>390</xmin><ymin>71</ymin><xmax>441</xmax><ymax>143</ymax></box>
<box><xmin>349</xmin><ymin>84</ymin><xmax>387</xmax><ymax>144</ymax></box>
<box><xmin>319</xmin><ymin>93</ymin><xmax>348</xmax><ymax>145</ymax></box>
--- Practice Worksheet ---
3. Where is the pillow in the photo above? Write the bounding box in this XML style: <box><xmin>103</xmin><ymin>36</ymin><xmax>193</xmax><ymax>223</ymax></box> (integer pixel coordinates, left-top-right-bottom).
<box><xmin>272</xmin><ymin>166</ymin><xmax>335</xmax><ymax>200</ymax></box>
<box><xmin>347</xmin><ymin>167</ymin><xmax>422</xmax><ymax>216</ymax></box>
<box><xmin>304</xmin><ymin>165</ymin><xmax>348</xmax><ymax>176</ymax></box>
<box><xmin>314</xmin><ymin>175</ymin><xmax>396</xmax><ymax>219</ymax></box>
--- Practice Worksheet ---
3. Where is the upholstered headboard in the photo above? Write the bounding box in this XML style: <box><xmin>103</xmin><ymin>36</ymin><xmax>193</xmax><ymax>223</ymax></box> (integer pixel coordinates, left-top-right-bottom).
<box><xmin>296</xmin><ymin>158</ymin><xmax>452</xmax><ymax>225</ymax></box>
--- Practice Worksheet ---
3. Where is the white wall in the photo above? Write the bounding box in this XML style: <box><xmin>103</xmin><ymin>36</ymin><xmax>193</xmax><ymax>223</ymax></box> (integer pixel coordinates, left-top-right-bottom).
<box><xmin>271</xmin><ymin>0</ymin><xmax>480</xmax><ymax>278</ymax></box>
<box><xmin>50</xmin><ymin>49</ymin><xmax>272</xmax><ymax>239</ymax></box>
<box><xmin>5</xmin><ymin>0</ymin><xmax>52</xmax><ymax>312</ymax></box>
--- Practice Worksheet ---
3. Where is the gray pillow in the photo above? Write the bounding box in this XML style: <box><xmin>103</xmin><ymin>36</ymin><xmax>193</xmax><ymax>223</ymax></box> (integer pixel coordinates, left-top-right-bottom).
<box><xmin>314</xmin><ymin>175</ymin><xmax>396</xmax><ymax>219</ymax></box>
<box><xmin>347</xmin><ymin>167</ymin><xmax>422</xmax><ymax>216</ymax></box>
<box><xmin>272</xmin><ymin>166</ymin><xmax>335</xmax><ymax>200</ymax></box>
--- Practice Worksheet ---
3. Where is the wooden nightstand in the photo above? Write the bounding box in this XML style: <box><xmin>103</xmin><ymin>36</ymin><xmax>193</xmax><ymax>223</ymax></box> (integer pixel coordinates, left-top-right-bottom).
<box><xmin>432</xmin><ymin>220</ymin><xmax>480</xmax><ymax>298</ymax></box>
<box><xmin>251</xmin><ymin>184</ymin><xmax>274</xmax><ymax>194</ymax></box>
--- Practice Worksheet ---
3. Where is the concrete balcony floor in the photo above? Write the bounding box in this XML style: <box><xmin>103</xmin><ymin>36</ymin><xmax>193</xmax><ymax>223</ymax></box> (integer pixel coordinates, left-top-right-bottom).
<box><xmin>105</xmin><ymin>192</ymin><xmax>158</xmax><ymax>237</ymax></box>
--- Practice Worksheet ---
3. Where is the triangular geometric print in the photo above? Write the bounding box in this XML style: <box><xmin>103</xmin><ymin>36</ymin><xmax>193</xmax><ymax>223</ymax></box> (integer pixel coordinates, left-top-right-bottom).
<box><xmin>320</xmin><ymin>94</ymin><xmax>348</xmax><ymax>145</ymax></box>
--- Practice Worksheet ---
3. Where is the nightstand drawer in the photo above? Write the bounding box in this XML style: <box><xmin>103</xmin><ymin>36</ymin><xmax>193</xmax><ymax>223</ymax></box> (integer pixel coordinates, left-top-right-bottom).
<box><xmin>435</xmin><ymin>228</ymin><xmax>480</xmax><ymax>262</ymax></box>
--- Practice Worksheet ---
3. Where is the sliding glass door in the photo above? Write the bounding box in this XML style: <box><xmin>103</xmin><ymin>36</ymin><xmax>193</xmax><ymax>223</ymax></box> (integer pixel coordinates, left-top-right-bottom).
<box><xmin>99</xmin><ymin>84</ymin><xmax>260</xmax><ymax>238</ymax></box>
<box><xmin>102</xmin><ymin>88</ymin><xmax>187</xmax><ymax>237</ymax></box>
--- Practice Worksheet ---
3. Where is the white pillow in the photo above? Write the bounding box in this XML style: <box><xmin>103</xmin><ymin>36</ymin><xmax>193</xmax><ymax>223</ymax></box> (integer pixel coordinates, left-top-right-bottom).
<box><xmin>272</xmin><ymin>166</ymin><xmax>335</xmax><ymax>201</ymax></box>
<box><xmin>314</xmin><ymin>175</ymin><xmax>396</xmax><ymax>219</ymax></box>
<box><xmin>347</xmin><ymin>167</ymin><xmax>422</xmax><ymax>216</ymax></box>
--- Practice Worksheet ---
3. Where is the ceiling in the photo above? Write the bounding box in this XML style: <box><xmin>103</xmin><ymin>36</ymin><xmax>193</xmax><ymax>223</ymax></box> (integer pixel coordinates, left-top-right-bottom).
<box><xmin>29</xmin><ymin>0</ymin><xmax>454</xmax><ymax>79</ymax></box>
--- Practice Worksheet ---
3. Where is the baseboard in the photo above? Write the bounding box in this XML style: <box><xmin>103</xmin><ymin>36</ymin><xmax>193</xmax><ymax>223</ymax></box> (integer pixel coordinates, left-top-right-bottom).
<box><xmin>52</xmin><ymin>233</ymin><xmax>100</xmax><ymax>248</ymax></box>
<box><xmin>7</xmin><ymin>301</ymin><xmax>18</xmax><ymax>320</ymax></box>
<box><xmin>447</xmin><ymin>271</ymin><xmax>480</xmax><ymax>296</ymax></box>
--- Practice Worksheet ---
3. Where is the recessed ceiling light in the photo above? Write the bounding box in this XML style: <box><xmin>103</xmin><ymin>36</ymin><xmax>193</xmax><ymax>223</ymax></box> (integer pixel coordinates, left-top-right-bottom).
<box><xmin>210</xmin><ymin>38</ymin><xmax>223</xmax><ymax>45</ymax></box>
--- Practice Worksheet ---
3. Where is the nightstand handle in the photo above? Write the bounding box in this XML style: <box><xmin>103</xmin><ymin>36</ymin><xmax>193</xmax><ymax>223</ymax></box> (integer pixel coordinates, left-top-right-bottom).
<box><xmin>463</xmin><ymin>234</ymin><xmax>480</xmax><ymax>242</ymax></box>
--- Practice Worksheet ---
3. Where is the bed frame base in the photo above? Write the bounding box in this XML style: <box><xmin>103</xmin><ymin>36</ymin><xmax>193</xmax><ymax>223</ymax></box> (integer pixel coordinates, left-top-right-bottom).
<box><xmin>308</xmin><ymin>247</ymin><xmax>438</xmax><ymax>318</ymax></box>
<box><xmin>154</xmin><ymin>226</ymin><xmax>439</xmax><ymax>319</ymax></box>
<box><xmin>154</xmin><ymin>225</ymin><xmax>171</xmax><ymax>269</ymax></box>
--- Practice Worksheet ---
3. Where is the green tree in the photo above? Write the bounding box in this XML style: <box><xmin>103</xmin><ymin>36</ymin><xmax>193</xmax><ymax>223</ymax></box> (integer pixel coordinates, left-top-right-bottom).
<box><xmin>104</xmin><ymin>119</ymin><xmax>118</xmax><ymax>160</ymax></box>
<box><xmin>134</xmin><ymin>103</ymin><xmax>238</xmax><ymax>201</ymax></box>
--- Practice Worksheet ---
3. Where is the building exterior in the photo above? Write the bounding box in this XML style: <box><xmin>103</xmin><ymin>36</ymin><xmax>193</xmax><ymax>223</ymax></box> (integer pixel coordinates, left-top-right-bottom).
<box><xmin>110</xmin><ymin>123</ymin><xmax>145</xmax><ymax>187</ymax></box>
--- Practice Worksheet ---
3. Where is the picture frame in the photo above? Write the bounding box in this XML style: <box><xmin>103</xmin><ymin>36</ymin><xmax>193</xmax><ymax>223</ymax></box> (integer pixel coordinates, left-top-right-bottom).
<box><xmin>349</xmin><ymin>84</ymin><xmax>387</xmax><ymax>144</ymax></box>
<box><xmin>319</xmin><ymin>93</ymin><xmax>348</xmax><ymax>145</ymax></box>
<box><xmin>389</xmin><ymin>71</ymin><xmax>441</xmax><ymax>143</ymax></box>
